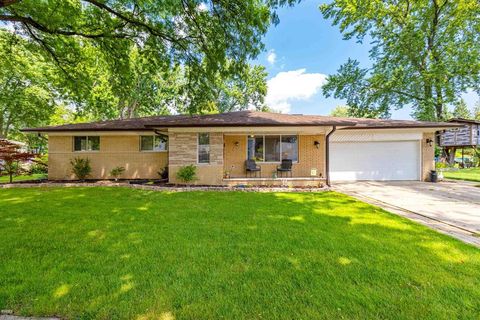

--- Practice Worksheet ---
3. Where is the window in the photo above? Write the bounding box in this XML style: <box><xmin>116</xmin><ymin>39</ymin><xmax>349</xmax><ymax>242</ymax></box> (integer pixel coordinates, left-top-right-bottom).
<box><xmin>265</xmin><ymin>135</ymin><xmax>280</xmax><ymax>162</ymax></box>
<box><xmin>74</xmin><ymin>136</ymin><xmax>100</xmax><ymax>151</ymax></box>
<box><xmin>140</xmin><ymin>135</ymin><xmax>168</xmax><ymax>151</ymax></box>
<box><xmin>247</xmin><ymin>135</ymin><xmax>298</xmax><ymax>162</ymax></box>
<box><xmin>281</xmin><ymin>135</ymin><xmax>298</xmax><ymax>162</ymax></box>
<box><xmin>198</xmin><ymin>133</ymin><xmax>210</xmax><ymax>163</ymax></box>
<box><xmin>247</xmin><ymin>135</ymin><xmax>264</xmax><ymax>162</ymax></box>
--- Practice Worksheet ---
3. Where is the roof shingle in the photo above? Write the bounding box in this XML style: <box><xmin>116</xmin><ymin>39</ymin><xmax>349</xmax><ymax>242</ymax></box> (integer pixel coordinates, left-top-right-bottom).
<box><xmin>21</xmin><ymin>110</ymin><xmax>461</xmax><ymax>132</ymax></box>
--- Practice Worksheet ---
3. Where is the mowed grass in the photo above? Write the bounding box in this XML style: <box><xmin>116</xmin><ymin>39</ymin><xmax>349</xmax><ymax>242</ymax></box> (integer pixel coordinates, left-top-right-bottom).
<box><xmin>0</xmin><ymin>173</ymin><xmax>47</xmax><ymax>184</ymax></box>
<box><xmin>443</xmin><ymin>167</ymin><xmax>480</xmax><ymax>182</ymax></box>
<box><xmin>0</xmin><ymin>188</ymin><xmax>479</xmax><ymax>319</ymax></box>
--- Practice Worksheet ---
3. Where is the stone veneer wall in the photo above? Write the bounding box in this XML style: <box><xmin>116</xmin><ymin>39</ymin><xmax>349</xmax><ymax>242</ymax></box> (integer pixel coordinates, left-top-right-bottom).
<box><xmin>48</xmin><ymin>135</ymin><xmax>168</xmax><ymax>180</ymax></box>
<box><xmin>168</xmin><ymin>132</ymin><xmax>224</xmax><ymax>185</ymax></box>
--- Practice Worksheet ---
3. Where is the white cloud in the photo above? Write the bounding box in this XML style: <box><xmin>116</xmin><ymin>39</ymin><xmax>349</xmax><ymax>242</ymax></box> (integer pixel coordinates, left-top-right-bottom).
<box><xmin>266</xmin><ymin>69</ymin><xmax>327</xmax><ymax>113</ymax></box>
<box><xmin>267</xmin><ymin>49</ymin><xmax>277</xmax><ymax>65</ymax></box>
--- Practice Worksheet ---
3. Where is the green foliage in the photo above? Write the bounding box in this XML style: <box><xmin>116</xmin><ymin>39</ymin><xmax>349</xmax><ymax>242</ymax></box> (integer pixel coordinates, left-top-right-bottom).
<box><xmin>70</xmin><ymin>157</ymin><xmax>91</xmax><ymax>180</ymax></box>
<box><xmin>175</xmin><ymin>165</ymin><xmax>197</xmax><ymax>184</ymax></box>
<box><xmin>320</xmin><ymin>0</ymin><xmax>480</xmax><ymax>121</ymax></box>
<box><xmin>109</xmin><ymin>166</ymin><xmax>125</xmax><ymax>180</ymax></box>
<box><xmin>29</xmin><ymin>154</ymin><xmax>48</xmax><ymax>174</ymax></box>
<box><xmin>0</xmin><ymin>30</ymin><xmax>56</xmax><ymax>138</ymax></box>
<box><xmin>452</xmin><ymin>99</ymin><xmax>472</xmax><ymax>119</ymax></box>
<box><xmin>329</xmin><ymin>105</ymin><xmax>350</xmax><ymax>117</ymax></box>
<box><xmin>0</xmin><ymin>0</ymin><xmax>297</xmax><ymax>117</ymax></box>
<box><xmin>472</xmin><ymin>100</ymin><xmax>480</xmax><ymax>120</ymax></box>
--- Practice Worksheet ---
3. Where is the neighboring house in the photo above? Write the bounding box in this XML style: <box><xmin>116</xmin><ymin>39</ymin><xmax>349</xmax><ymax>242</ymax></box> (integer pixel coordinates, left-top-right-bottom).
<box><xmin>22</xmin><ymin>111</ymin><xmax>460</xmax><ymax>186</ymax></box>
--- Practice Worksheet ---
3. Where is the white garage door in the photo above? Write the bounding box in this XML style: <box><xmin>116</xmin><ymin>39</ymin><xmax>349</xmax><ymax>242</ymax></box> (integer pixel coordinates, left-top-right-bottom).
<box><xmin>330</xmin><ymin>141</ymin><xmax>420</xmax><ymax>181</ymax></box>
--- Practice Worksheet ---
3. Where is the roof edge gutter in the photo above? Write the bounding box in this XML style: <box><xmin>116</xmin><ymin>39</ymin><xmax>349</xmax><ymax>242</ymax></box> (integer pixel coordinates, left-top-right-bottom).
<box><xmin>325</xmin><ymin>125</ymin><xmax>336</xmax><ymax>187</ymax></box>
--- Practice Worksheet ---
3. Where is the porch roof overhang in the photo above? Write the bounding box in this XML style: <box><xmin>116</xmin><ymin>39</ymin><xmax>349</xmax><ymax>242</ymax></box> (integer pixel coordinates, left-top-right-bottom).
<box><xmin>151</xmin><ymin>125</ymin><xmax>349</xmax><ymax>135</ymax></box>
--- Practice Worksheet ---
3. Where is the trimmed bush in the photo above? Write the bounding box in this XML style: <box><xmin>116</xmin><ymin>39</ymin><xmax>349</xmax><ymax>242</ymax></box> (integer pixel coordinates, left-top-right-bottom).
<box><xmin>175</xmin><ymin>165</ymin><xmax>197</xmax><ymax>184</ymax></box>
<box><xmin>70</xmin><ymin>157</ymin><xmax>91</xmax><ymax>180</ymax></box>
<box><xmin>110</xmin><ymin>166</ymin><xmax>125</xmax><ymax>181</ymax></box>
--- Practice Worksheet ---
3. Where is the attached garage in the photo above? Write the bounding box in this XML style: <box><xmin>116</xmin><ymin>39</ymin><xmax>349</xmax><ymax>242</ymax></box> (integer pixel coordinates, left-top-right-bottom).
<box><xmin>330</xmin><ymin>131</ymin><xmax>422</xmax><ymax>182</ymax></box>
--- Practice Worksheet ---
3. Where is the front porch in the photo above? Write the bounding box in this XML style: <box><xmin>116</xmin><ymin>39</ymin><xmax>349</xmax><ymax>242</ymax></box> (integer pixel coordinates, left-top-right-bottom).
<box><xmin>222</xmin><ymin>133</ymin><xmax>327</xmax><ymax>186</ymax></box>
<box><xmin>223</xmin><ymin>176</ymin><xmax>326</xmax><ymax>187</ymax></box>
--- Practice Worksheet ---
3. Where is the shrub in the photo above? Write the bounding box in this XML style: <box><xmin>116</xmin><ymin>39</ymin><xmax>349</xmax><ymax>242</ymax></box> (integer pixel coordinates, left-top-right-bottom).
<box><xmin>158</xmin><ymin>166</ymin><xmax>168</xmax><ymax>180</ymax></box>
<box><xmin>29</xmin><ymin>154</ymin><xmax>48</xmax><ymax>174</ymax></box>
<box><xmin>70</xmin><ymin>157</ymin><xmax>91</xmax><ymax>180</ymax></box>
<box><xmin>175</xmin><ymin>165</ymin><xmax>197</xmax><ymax>184</ymax></box>
<box><xmin>110</xmin><ymin>166</ymin><xmax>125</xmax><ymax>181</ymax></box>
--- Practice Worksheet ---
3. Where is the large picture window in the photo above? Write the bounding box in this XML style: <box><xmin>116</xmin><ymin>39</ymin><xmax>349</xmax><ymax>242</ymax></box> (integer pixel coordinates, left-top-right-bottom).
<box><xmin>140</xmin><ymin>135</ymin><xmax>168</xmax><ymax>151</ymax></box>
<box><xmin>74</xmin><ymin>136</ymin><xmax>100</xmax><ymax>152</ymax></box>
<box><xmin>198</xmin><ymin>133</ymin><xmax>210</xmax><ymax>163</ymax></box>
<box><xmin>247</xmin><ymin>135</ymin><xmax>298</xmax><ymax>162</ymax></box>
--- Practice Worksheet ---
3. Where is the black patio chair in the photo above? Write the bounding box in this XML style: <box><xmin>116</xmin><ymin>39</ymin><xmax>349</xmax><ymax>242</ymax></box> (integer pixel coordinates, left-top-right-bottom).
<box><xmin>277</xmin><ymin>159</ymin><xmax>293</xmax><ymax>177</ymax></box>
<box><xmin>245</xmin><ymin>159</ymin><xmax>261</xmax><ymax>178</ymax></box>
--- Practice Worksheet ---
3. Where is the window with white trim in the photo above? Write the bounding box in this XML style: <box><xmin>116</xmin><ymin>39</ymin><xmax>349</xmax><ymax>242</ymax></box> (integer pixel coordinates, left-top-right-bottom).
<box><xmin>198</xmin><ymin>133</ymin><xmax>210</xmax><ymax>163</ymax></box>
<box><xmin>247</xmin><ymin>135</ymin><xmax>298</xmax><ymax>162</ymax></box>
<box><xmin>140</xmin><ymin>135</ymin><xmax>168</xmax><ymax>151</ymax></box>
<box><xmin>74</xmin><ymin>136</ymin><xmax>100</xmax><ymax>151</ymax></box>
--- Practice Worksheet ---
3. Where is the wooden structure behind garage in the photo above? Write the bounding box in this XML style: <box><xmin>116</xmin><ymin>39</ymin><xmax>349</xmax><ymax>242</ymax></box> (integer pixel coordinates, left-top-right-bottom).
<box><xmin>438</xmin><ymin>118</ymin><xmax>480</xmax><ymax>166</ymax></box>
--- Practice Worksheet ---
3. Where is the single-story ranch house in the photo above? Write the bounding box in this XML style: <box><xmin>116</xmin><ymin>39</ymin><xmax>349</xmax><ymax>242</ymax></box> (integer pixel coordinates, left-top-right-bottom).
<box><xmin>23</xmin><ymin>111</ymin><xmax>460</xmax><ymax>186</ymax></box>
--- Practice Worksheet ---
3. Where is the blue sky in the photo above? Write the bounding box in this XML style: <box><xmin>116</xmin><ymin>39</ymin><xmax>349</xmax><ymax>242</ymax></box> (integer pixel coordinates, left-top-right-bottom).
<box><xmin>256</xmin><ymin>0</ymin><xmax>479</xmax><ymax>119</ymax></box>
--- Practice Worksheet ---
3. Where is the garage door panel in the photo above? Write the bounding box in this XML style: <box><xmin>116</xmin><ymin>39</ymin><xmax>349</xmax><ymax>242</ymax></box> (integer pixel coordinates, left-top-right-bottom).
<box><xmin>330</xmin><ymin>141</ymin><xmax>420</xmax><ymax>181</ymax></box>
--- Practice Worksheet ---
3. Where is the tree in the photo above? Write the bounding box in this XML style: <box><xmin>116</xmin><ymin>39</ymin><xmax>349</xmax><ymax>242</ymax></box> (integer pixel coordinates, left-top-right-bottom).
<box><xmin>0</xmin><ymin>30</ymin><xmax>56</xmax><ymax>138</ymax></box>
<box><xmin>329</xmin><ymin>106</ymin><xmax>350</xmax><ymax>117</ymax></box>
<box><xmin>212</xmin><ymin>64</ymin><xmax>268</xmax><ymax>113</ymax></box>
<box><xmin>473</xmin><ymin>100</ymin><xmax>480</xmax><ymax>120</ymax></box>
<box><xmin>452</xmin><ymin>99</ymin><xmax>472</xmax><ymax>119</ymax></box>
<box><xmin>1</xmin><ymin>0</ymin><xmax>297</xmax><ymax>115</ymax></box>
<box><xmin>0</xmin><ymin>139</ymin><xmax>36</xmax><ymax>183</ymax></box>
<box><xmin>320</xmin><ymin>0</ymin><xmax>480</xmax><ymax>121</ymax></box>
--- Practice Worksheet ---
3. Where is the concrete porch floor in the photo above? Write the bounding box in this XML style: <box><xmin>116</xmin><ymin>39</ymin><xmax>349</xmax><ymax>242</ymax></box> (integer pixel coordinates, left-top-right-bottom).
<box><xmin>223</xmin><ymin>177</ymin><xmax>326</xmax><ymax>187</ymax></box>
<box><xmin>333</xmin><ymin>180</ymin><xmax>480</xmax><ymax>247</ymax></box>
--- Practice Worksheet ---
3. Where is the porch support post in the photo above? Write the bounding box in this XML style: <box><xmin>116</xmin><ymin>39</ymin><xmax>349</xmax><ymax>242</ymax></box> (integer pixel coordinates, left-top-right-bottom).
<box><xmin>325</xmin><ymin>125</ymin><xmax>337</xmax><ymax>187</ymax></box>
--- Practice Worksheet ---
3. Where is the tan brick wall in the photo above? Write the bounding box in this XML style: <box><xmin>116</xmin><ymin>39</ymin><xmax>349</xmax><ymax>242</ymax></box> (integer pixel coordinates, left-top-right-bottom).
<box><xmin>48</xmin><ymin>135</ymin><xmax>168</xmax><ymax>180</ymax></box>
<box><xmin>422</xmin><ymin>132</ymin><xmax>435</xmax><ymax>181</ymax></box>
<box><xmin>224</xmin><ymin>134</ymin><xmax>326</xmax><ymax>179</ymax></box>
<box><xmin>168</xmin><ymin>132</ymin><xmax>224</xmax><ymax>185</ymax></box>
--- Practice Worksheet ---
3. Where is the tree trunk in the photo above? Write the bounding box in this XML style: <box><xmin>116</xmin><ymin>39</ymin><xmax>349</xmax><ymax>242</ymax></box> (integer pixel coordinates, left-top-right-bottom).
<box><xmin>445</xmin><ymin>147</ymin><xmax>456</xmax><ymax>165</ymax></box>
<box><xmin>9</xmin><ymin>172</ymin><xmax>13</xmax><ymax>183</ymax></box>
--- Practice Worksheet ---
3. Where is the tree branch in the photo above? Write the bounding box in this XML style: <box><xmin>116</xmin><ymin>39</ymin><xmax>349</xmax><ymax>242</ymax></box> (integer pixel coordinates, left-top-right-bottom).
<box><xmin>0</xmin><ymin>0</ymin><xmax>20</xmax><ymax>8</ymax></box>
<box><xmin>0</xmin><ymin>14</ymin><xmax>130</xmax><ymax>38</ymax></box>
<box><xmin>82</xmin><ymin>0</ymin><xmax>179</xmax><ymax>43</ymax></box>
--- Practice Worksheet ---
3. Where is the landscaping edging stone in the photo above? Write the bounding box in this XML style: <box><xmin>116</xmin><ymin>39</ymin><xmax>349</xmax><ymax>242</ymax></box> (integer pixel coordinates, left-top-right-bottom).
<box><xmin>0</xmin><ymin>181</ymin><xmax>329</xmax><ymax>193</ymax></box>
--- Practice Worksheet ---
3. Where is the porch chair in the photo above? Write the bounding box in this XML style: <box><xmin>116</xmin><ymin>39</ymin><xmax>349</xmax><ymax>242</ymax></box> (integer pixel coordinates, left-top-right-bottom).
<box><xmin>245</xmin><ymin>159</ymin><xmax>261</xmax><ymax>178</ymax></box>
<box><xmin>277</xmin><ymin>159</ymin><xmax>293</xmax><ymax>178</ymax></box>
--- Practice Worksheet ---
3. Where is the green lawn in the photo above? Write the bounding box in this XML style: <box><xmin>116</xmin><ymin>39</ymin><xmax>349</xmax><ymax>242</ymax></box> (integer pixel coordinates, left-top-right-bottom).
<box><xmin>1</xmin><ymin>188</ymin><xmax>479</xmax><ymax>319</ymax></box>
<box><xmin>0</xmin><ymin>173</ymin><xmax>47</xmax><ymax>184</ymax></box>
<box><xmin>443</xmin><ymin>167</ymin><xmax>480</xmax><ymax>182</ymax></box>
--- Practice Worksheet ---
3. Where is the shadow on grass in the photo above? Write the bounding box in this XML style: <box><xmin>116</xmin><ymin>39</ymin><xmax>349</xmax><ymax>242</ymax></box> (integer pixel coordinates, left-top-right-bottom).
<box><xmin>0</xmin><ymin>187</ymin><xmax>479</xmax><ymax>319</ymax></box>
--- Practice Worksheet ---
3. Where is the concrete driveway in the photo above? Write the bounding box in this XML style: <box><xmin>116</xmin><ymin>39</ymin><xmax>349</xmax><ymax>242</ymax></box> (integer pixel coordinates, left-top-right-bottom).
<box><xmin>334</xmin><ymin>180</ymin><xmax>480</xmax><ymax>247</ymax></box>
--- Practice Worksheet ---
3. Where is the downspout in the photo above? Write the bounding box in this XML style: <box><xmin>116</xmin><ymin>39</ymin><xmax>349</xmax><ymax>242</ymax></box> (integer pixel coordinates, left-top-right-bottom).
<box><xmin>325</xmin><ymin>125</ymin><xmax>336</xmax><ymax>187</ymax></box>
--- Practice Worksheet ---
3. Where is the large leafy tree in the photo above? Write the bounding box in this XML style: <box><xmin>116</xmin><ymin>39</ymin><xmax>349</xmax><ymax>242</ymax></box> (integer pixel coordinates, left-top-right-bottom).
<box><xmin>0</xmin><ymin>30</ymin><xmax>56</xmax><ymax>139</ymax></box>
<box><xmin>0</xmin><ymin>0</ymin><xmax>294</xmax><ymax>115</ymax></box>
<box><xmin>320</xmin><ymin>0</ymin><xmax>480</xmax><ymax>121</ymax></box>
